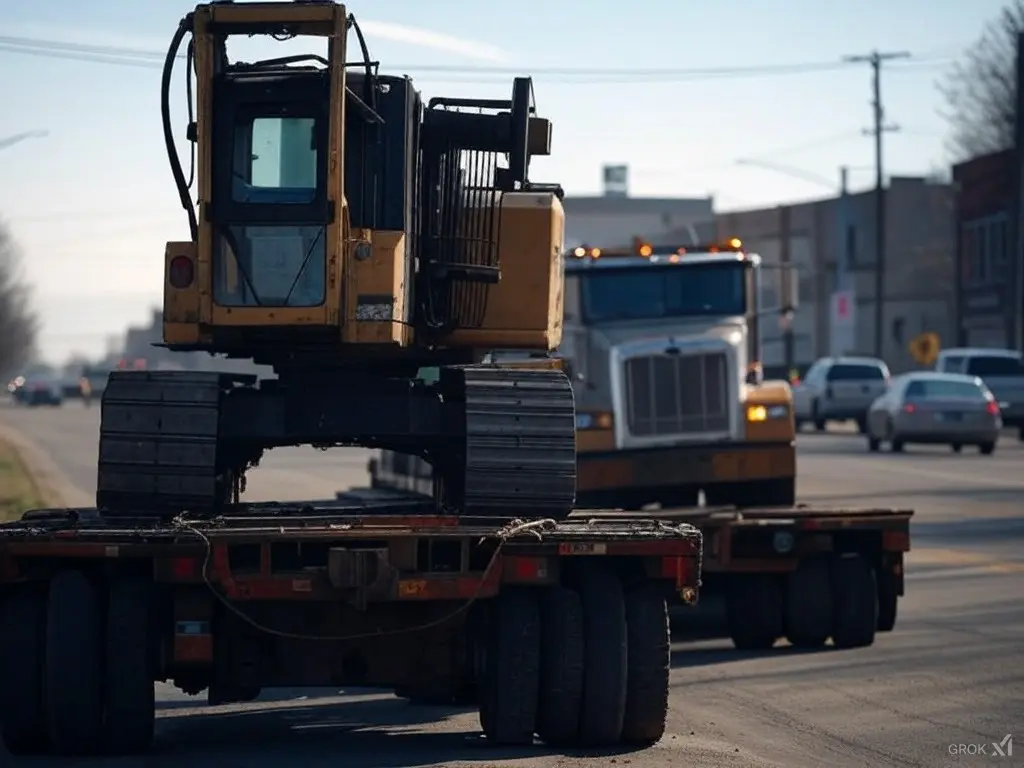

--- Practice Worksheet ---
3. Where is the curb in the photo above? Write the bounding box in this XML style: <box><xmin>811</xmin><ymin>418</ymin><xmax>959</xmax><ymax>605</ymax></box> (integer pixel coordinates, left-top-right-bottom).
<box><xmin>0</xmin><ymin>422</ymin><xmax>92</xmax><ymax>509</ymax></box>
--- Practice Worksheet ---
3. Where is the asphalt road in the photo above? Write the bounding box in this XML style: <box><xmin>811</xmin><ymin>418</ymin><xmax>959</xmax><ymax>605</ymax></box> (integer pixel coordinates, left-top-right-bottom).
<box><xmin>1</xmin><ymin>401</ymin><xmax>1022</xmax><ymax>767</ymax></box>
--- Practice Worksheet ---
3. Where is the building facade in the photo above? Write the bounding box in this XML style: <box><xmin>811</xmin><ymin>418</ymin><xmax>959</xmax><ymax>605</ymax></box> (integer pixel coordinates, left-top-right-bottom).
<box><xmin>952</xmin><ymin>149</ymin><xmax>1015</xmax><ymax>349</ymax></box>
<box><xmin>716</xmin><ymin>176</ymin><xmax>955</xmax><ymax>373</ymax></box>
<box><xmin>563</xmin><ymin>195</ymin><xmax>716</xmax><ymax>250</ymax></box>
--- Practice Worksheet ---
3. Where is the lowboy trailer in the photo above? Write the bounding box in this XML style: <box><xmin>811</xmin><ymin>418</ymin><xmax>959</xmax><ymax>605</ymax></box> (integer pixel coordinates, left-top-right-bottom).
<box><xmin>0</xmin><ymin>489</ymin><xmax>702</xmax><ymax>757</ymax></box>
<box><xmin>368</xmin><ymin>455</ymin><xmax>913</xmax><ymax>652</ymax></box>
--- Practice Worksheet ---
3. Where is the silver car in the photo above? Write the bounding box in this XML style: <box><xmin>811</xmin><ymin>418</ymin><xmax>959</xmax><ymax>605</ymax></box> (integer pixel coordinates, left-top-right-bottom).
<box><xmin>865</xmin><ymin>372</ymin><xmax>1001</xmax><ymax>454</ymax></box>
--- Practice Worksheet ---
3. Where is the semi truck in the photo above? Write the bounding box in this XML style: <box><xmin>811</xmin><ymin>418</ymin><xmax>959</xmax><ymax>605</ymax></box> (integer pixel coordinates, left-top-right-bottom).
<box><xmin>369</xmin><ymin>239</ymin><xmax>915</xmax><ymax>652</ymax></box>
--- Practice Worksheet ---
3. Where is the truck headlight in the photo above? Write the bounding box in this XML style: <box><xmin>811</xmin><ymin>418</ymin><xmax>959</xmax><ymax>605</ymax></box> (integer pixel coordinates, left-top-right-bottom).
<box><xmin>746</xmin><ymin>404</ymin><xmax>789</xmax><ymax>422</ymax></box>
<box><xmin>576</xmin><ymin>412</ymin><xmax>613</xmax><ymax>430</ymax></box>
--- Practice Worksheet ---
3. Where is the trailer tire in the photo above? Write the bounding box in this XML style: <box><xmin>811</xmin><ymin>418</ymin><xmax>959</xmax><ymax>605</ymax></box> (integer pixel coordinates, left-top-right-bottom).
<box><xmin>0</xmin><ymin>587</ymin><xmax>48</xmax><ymax>755</ymax></box>
<box><xmin>830</xmin><ymin>555</ymin><xmax>877</xmax><ymax>648</ymax></box>
<box><xmin>877</xmin><ymin>566</ymin><xmax>898</xmax><ymax>632</ymax></box>
<box><xmin>479</xmin><ymin>588</ymin><xmax>541</xmax><ymax>745</ymax></box>
<box><xmin>622</xmin><ymin>582</ymin><xmax>670</xmax><ymax>745</ymax></box>
<box><xmin>726</xmin><ymin>575</ymin><xmax>783</xmax><ymax>650</ymax></box>
<box><xmin>103</xmin><ymin>581</ymin><xmax>156</xmax><ymax>754</ymax></box>
<box><xmin>785</xmin><ymin>558</ymin><xmax>832</xmax><ymax>649</ymax></box>
<box><xmin>536</xmin><ymin>586</ymin><xmax>584</xmax><ymax>746</ymax></box>
<box><xmin>573</xmin><ymin>562</ymin><xmax>628</xmax><ymax>747</ymax></box>
<box><xmin>45</xmin><ymin>570</ymin><xmax>103</xmax><ymax>755</ymax></box>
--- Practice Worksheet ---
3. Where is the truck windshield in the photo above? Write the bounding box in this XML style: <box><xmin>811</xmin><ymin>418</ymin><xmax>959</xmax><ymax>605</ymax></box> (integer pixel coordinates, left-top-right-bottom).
<box><xmin>580</xmin><ymin>262</ymin><xmax>746</xmax><ymax>322</ymax></box>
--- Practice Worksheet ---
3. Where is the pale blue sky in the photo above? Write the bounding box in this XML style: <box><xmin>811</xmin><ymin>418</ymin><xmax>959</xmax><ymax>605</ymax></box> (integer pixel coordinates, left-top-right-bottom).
<box><xmin>0</xmin><ymin>0</ymin><xmax>1007</xmax><ymax>362</ymax></box>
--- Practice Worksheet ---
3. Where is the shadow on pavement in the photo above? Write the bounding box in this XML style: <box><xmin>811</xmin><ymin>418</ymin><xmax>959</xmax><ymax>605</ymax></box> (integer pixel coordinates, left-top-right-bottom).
<box><xmin>149</xmin><ymin>696</ymin><xmax>644</xmax><ymax>766</ymax></box>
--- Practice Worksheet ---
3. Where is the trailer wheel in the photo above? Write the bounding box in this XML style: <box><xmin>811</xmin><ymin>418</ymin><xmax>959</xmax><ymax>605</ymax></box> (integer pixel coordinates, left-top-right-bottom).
<box><xmin>536</xmin><ymin>586</ymin><xmax>584</xmax><ymax>746</ymax></box>
<box><xmin>622</xmin><ymin>582</ymin><xmax>670</xmax><ymax>746</ymax></box>
<box><xmin>479</xmin><ymin>588</ymin><xmax>541</xmax><ymax>745</ymax></box>
<box><xmin>726</xmin><ymin>575</ymin><xmax>783</xmax><ymax>650</ymax></box>
<box><xmin>830</xmin><ymin>555</ymin><xmax>877</xmax><ymax>648</ymax></box>
<box><xmin>573</xmin><ymin>562</ymin><xmax>628</xmax><ymax>747</ymax></box>
<box><xmin>45</xmin><ymin>570</ymin><xmax>103</xmax><ymax>755</ymax></box>
<box><xmin>0</xmin><ymin>587</ymin><xmax>48</xmax><ymax>755</ymax></box>
<box><xmin>103</xmin><ymin>581</ymin><xmax>156</xmax><ymax>753</ymax></box>
<box><xmin>784</xmin><ymin>558</ymin><xmax>832</xmax><ymax>648</ymax></box>
<box><xmin>877</xmin><ymin>565</ymin><xmax>898</xmax><ymax>632</ymax></box>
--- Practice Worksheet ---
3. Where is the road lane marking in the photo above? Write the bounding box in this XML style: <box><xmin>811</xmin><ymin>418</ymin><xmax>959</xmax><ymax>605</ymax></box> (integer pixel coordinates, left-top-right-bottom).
<box><xmin>907</xmin><ymin>547</ymin><xmax>1024</xmax><ymax>574</ymax></box>
<box><xmin>846</xmin><ymin>458</ymin><xmax>1024</xmax><ymax>489</ymax></box>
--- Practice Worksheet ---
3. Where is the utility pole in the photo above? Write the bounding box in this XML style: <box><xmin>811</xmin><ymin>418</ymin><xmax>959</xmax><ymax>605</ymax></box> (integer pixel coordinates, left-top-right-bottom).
<box><xmin>843</xmin><ymin>50</ymin><xmax>909</xmax><ymax>359</ymax></box>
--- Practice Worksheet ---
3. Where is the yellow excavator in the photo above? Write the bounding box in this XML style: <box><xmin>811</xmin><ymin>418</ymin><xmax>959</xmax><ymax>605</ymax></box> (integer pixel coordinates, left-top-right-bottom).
<box><xmin>97</xmin><ymin>0</ymin><xmax>575</xmax><ymax>519</ymax></box>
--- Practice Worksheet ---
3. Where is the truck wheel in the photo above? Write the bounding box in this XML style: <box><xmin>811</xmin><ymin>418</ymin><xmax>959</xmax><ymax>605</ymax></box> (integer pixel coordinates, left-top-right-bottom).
<box><xmin>479</xmin><ymin>588</ymin><xmax>541</xmax><ymax>745</ymax></box>
<box><xmin>1018</xmin><ymin>425</ymin><xmax>1024</xmax><ymax>442</ymax></box>
<box><xmin>725</xmin><ymin>575</ymin><xmax>783</xmax><ymax>650</ymax></box>
<box><xmin>855</xmin><ymin>417</ymin><xmax>867</xmax><ymax>434</ymax></box>
<box><xmin>0</xmin><ymin>587</ymin><xmax>48</xmax><ymax>755</ymax></box>
<box><xmin>877</xmin><ymin>566</ymin><xmax>898</xmax><ymax>632</ymax></box>
<box><xmin>830</xmin><ymin>555</ymin><xmax>877</xmax><ymax>649</ymax></box>
<box><xmin>45</xmin><ymin>570</ymin><xmax>103</xmax><ymax>755</ymax></box>
<box><xmin>536</xmin><ymin>586</ymin><xmax>584</xmax><ymax>746</ymax></box>
<box><xmin>104</xmin><ymin>581</ymin><xmax>156</xmax><ymax>753</ymax></box>
<box><xmin>573</xmin><ymin>562</ymin><xmax>627</xmax><ymax>746</ymax></box>
<box><xmin>979</xmin><ymin>442</ymin><xmax>996</xmax><ymax>456</ymax></box>
<box><xmin>622</xmin><ymin>582</ymin><xmax>670</xmax><ymax>745</ymax></box>
<box><xmin>785</xmin><ymin>558</ymin><xmax>832</xmax><ymax>648</ymax></box>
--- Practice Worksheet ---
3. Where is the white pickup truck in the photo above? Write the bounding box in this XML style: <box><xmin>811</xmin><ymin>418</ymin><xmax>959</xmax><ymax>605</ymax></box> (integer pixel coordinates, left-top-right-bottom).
<box><xmin>935</xmin><ymin>347</ymin><xmax>1024</xmax><ymax>440</ymax></box>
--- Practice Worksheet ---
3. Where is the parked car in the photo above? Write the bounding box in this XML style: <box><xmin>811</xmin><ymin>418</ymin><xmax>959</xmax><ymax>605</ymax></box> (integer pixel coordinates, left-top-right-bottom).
<box><xmin>935</xmin><ymin>347</ymin><xmax>1024</xmax><ymax>441</ymax></box>
<box><xmin>18</xmin><ymin>377</ymin><xmax>63</xmax><ymax>407</ymax></box>
<box><xmin>865</xmin><ymin>371</ymin><xmax>1001</xmax><ymax>454</ymax></box>
<box><xmin>793</xmin><ymin>356</ymin><xmax>890</xmax><ymax>433</ymax></box>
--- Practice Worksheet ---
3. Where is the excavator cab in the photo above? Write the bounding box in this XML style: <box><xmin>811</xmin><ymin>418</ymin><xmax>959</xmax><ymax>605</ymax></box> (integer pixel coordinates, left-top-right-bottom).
<box><xmin>97</xmin><ymin>1</ymin><xmax>577</xmax><ymax>521</ymax></box>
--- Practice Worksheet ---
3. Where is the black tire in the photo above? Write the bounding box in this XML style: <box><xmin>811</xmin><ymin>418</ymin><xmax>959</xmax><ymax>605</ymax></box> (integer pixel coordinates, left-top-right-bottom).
<box><xmin>622</xmin><ymin>582</ymin><xmax>670</xmax><ymax>746</ymax></box>
<box><xmin>979</xmin><ymin>442</ymin><xmax>996</xmax><ymax>456</ymax></box>
<box><xmin>1017</xmin><ymin>425</ymin><xmax>1024</xmax><ymax>442</ymax></box>
<box><xmin>891</xmin><ymin>439</ymin><xmax>905</xmax><ymax>453</ymax></box>
<box><xmin>104</xmin><ymin>581</ymin><xmax>156</xmax><ymax>754</ymax></box>
<box><xmin>855</xmin><ymin>417</ymin><xmax>867</xmax><ymax>434</ymax></box>
<box><xmin>951</xmin><ymin>443</ymin><xmax>962</xmax><ymax>453</ymax></box>
<box><xmin>0</xmin><ymin>587</ymin><xmax>48</xmax><ymax>755</ymax></box>
<box><xmin>479</xmin><ymin>588</ymin><xmax>541</xmax><ymax>745</ymax></box>
<box><xmin>536</xmin><ymin>586</ymin><xmax>584</xmax><ymax>747</ymax></box>
<box><xmin>45</xmin><ymin>570</ymin><xmax>103</xmax><ymax>755</ymax></box>
<box><xmin>830</xmin><ymin>555</ymin><xmax>877</xmax><ymax>649</ymax></box>
<box><xmin>574</xmin><ymin>563</ymin><xmax>628</xmax><ymax>747</ymax></box>
<box><xmin>877</xmin><ymin>565</ymin><xmax>898</xmax><ymax>633</ymax></box>
<box><xmin>867</xmin><ymin>436</ymin><xmax>880</xmax><ymax>452</ymax></box>
<box><xmin>725</xmin><ymin>575</ymin><xmax>783</xmax><ymax>650</ymax></box>
<box><xmin>812</xmin><ymin>401</ymin><xmax>826</xmax><ymax>432</ymax></box>
<box><xmin>785</xmin><ymin>558</ymin><xmax>832</xmax><ymax>648</ymax></box>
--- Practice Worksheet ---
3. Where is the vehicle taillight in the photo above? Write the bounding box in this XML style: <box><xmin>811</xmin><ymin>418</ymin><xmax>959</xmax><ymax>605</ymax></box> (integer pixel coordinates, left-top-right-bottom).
<box><xmin>169</xmin><ymin>255</ymin><xmax>194</xmax><ymax>289</ymax></box>
<box><xmin>902</xmin><ymin>403</ymin><xmax>916</xmax><ymax>414</ymax></box>
<box><xmin>986</xmin><ymin>400</ymin><xmax>1000</xmax><ymax>416</ymax></box>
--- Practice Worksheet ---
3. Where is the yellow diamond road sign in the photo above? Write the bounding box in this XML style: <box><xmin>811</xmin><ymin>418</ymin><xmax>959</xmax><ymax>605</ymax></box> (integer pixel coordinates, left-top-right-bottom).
<box><xmin>909</xmin><ymin>332</ymin><xmax>940</xmax><ymax>366</ymax></box>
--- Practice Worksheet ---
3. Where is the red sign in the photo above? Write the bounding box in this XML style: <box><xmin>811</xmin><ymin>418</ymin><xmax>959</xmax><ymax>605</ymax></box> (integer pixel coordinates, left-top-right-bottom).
<box><xmin>837</xmin><ymin>294</ymin><xmax>849</xmax><ymax>319</ymax></box>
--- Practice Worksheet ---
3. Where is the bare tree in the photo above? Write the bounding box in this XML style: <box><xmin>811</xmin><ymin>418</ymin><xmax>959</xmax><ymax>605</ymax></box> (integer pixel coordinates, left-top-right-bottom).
<box><xmin>0</xmin><ymin>218</ymin><xmax>39</xmax><ymax>374</ymax></box>
<box><xmin>939</xmin><ymin>1</ymin><xmax>1024</xmax><ymax>161</ymax></box>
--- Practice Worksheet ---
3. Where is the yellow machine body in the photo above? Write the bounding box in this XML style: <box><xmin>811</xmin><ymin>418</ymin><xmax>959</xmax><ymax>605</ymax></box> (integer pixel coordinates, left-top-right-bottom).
<box><xmin>161</xmin><ymin>2</ymin><xmax>564</xmax><ymax>367</ymax></box>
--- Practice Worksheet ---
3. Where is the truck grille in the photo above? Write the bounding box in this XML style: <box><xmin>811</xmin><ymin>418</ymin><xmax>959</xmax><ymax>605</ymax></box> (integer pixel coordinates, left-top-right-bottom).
<box><xmin>623</xmin><ymin>351</ymin><xmax>730</xmax><ymax>437</ymax></box>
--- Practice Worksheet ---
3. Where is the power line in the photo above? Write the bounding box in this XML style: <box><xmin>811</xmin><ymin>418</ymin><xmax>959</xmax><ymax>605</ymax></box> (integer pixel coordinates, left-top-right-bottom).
<box><xmin>843</xmin><ymin>50</ymin><xmax>911</xmax><ymax>360</ymax></box>
<box><xmin>0</xmin><ymin>34</ymin><xmax>951</xmax><ymax>83</ymax></box>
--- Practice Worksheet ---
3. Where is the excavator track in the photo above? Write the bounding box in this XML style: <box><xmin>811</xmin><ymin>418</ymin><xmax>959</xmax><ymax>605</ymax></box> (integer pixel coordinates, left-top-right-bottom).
<box><xmin>96</xmin><ymin>371</ymin><xmax>248</xmax><ymax>516</ymax></box>
<box><xmin>442</xmin><ymin>365</ymin><xmax>577</xmax><ymax>519</ymax></box>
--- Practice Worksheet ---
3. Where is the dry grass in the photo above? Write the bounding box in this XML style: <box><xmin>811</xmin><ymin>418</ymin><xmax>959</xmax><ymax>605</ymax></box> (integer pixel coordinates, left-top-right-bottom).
<box><xmin>0</xmin><ymin>436</ymin><xmax>46</xmax><ymax>522</ymax></box>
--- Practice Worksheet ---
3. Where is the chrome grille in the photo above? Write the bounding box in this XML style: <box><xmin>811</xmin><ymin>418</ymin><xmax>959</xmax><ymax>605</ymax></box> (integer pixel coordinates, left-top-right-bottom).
<box><xmin>624</xmin><ymin>351</ymin><xmax>730</xmax><ymax>437</ymax></box>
